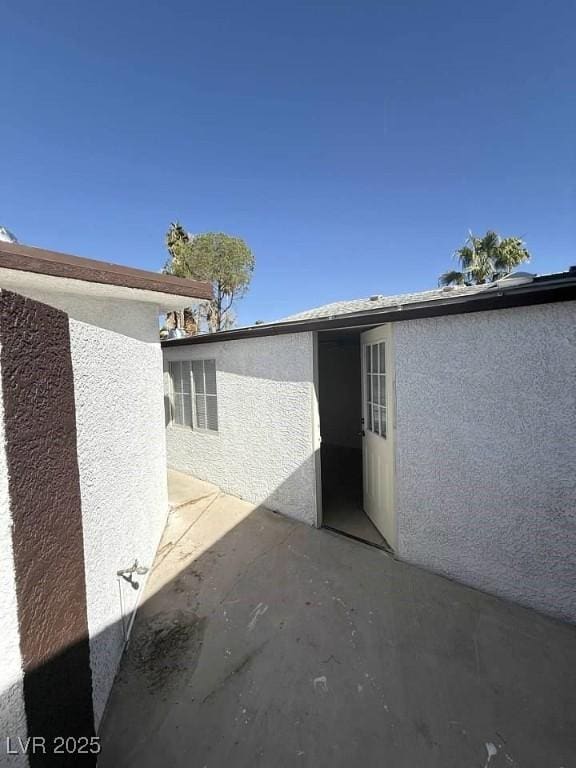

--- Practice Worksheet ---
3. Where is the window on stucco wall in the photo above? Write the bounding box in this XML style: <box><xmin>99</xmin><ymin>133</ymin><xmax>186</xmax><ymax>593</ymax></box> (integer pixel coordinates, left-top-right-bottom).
<box><xmin>168</xmin><ymin>359</ymin><xmax>219</xmax><ymax>432</ymax></box>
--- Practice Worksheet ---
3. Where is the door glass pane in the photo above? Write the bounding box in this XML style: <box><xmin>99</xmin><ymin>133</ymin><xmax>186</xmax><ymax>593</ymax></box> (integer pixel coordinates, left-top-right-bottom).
<box><xmin>378</xmin><ymin>374</ymin><xmax>386</xmax><ymax>405</ymax></box>
<box><xmin>379</xmin><ymin>342</ymin><xmax>386</xmax><ymax>373</ymax></box>
<box><xmin>364</xmin><ymin>342</ymin><xmax>389</xmax><ymax>438</ymax></box>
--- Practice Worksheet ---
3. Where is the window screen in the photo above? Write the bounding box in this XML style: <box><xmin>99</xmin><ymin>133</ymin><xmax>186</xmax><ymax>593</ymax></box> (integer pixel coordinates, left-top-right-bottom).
<box><xmin>365</xmin><ymin>342</ymin><xmax>386</xmax><ymax>438</ymax></box>
<box><xmin>191</xmin><ymin>359</ymin><xmax>218</xmax><ymax>431</ymax></box>
<box><xmin>168</xmin><ymin>359</ymin><xmax>218</xmax><ymax>432</ymax></box>
<box><xmin>168</xmin><ymin>360</ymin><xmax>193</xmax><ymax>427</ymax></box>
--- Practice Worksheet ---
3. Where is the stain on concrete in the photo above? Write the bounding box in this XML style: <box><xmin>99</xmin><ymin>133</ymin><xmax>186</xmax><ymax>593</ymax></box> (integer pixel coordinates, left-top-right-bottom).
<box><xmin>201</xmin><ymin>643</ymin><xmax>267</xmax><ymax>705</ymax></box>
<box><xmin>414</xmin><ymin>718</ymin><xmax>438</xmax><ymax>749</ymax></box>
<box><xmin>127</xmin><ymin>610</ymin><xmax>206</xmax><ymax>693</ymax></box>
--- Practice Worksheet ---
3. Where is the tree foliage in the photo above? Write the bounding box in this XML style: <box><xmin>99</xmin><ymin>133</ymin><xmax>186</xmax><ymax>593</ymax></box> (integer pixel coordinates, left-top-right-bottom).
<box><xmin>164</xmin><ymin>223</ymin><xmax>255</xmax><ymax>333</ymax></box>
<box><xmin>439</xmin><ymin>230</ymin><xmax>531</xmax><ymax>287</ymax></box>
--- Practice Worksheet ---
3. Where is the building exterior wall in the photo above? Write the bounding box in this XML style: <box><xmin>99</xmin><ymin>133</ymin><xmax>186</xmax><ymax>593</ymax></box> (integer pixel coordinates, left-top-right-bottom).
<box><xmin>393</xmin><ymin>301</ymin><xmax>576</xmax><ymax>623</ymax></box>
<box><xmin>0</xmin><ymin>287</ymin><xmax>169</xmax><ymax>758</ymax></box>
<box><xmin>68</xmin><ymin>300</ymin><xmax>168</xmax><ymax>726</ymax></box>
<box><xmin>164</xmin><ymin>333</ymin><xmax>318</xmax><ymax>525</ymax></box>
<box><xmin>0</xmin><ymin>290</ymin><xmax>96</xmax><ymax>764</ymax></box>
<box><xmin>0</xmin><ymin>349</ymin><xmax>28</xmax><ymax>768</ymax></box>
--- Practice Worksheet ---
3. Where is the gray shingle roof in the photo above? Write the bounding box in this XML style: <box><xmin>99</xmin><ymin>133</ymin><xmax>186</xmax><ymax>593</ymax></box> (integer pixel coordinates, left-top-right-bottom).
<box><xmin>275</xmin><ymin>283</ymin><xmax>494</xmax><ymax>323</ymax></box>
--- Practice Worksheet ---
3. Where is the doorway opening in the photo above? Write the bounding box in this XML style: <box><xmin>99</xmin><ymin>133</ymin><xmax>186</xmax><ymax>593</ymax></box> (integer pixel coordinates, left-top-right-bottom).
<box><xmin>317</xmin><ymin>329</ymin><xmax>387</xmax><ymax>549</ymax></box>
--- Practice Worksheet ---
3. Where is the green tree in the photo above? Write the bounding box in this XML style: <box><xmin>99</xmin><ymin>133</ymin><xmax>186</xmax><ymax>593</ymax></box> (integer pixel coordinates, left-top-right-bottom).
<box><xmin>164</xmin><ymin>226</ymin><xmax>255</xmax><ymax>332</ymax></box>
<box><xmin>439</xmin><ymin>230</ymin><xmax>531</xmax><ymax>286</ymax></box>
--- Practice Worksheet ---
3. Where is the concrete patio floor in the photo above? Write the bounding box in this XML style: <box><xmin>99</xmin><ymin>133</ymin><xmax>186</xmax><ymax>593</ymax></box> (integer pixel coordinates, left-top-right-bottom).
<box><xmin>98</xmin><ymin>470</ymin><xmax>576</xmax><ymax>768</ymax></box>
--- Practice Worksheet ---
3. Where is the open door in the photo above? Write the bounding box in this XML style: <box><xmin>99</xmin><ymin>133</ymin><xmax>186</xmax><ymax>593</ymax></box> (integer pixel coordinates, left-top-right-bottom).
<box><xmin>361</xmin><ymin>325</ymin><xmax>396</xmax><ymax>548</ymax></box>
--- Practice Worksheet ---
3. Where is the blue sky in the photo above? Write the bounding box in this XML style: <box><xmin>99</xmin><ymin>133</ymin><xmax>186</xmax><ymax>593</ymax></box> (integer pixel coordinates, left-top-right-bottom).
<box><xmin>1</xmin><ymin>1</ymin><xmax>575</xmax><ymax>324</ymax></box>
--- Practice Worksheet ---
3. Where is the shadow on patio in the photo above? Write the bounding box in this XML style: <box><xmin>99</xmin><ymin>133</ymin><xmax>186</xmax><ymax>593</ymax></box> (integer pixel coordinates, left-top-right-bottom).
<box><xmin>95</xmin><ymin>470</ymin><xmax>576</xmax><ymax>768</ymax></box>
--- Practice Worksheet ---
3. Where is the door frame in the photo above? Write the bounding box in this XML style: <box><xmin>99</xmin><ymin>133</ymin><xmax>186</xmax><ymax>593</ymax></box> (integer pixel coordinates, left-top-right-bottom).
<box><xmin>360</xmin><ymin>323</ymin><xmax>397</xmax><ymax>549</ymax></box>
<box><xmin>312</xmin><ymin>331</ymin><xmax>323</xmax><ymax>528</ymax></box>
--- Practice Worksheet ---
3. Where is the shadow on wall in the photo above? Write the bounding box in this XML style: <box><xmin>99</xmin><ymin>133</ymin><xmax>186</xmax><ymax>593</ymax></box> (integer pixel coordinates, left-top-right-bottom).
<box><xmin>2</xmin><ymin>470</ymin><xmax>576</xmax><ymax>767</ymax></box>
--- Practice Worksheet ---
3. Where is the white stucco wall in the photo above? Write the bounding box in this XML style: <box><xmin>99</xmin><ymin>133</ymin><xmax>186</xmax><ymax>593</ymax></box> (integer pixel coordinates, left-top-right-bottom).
<box><xmin>164</xmin><ymin>333</ymin><xmax>319</xmax><ymax>525</ymax></box>
<box><xmin>393</xmin><ymin>301</ymin><xmax>576</xmax><ymax>623</ymax></box>
<box><xmin>0</xmin><ymin>282</ymin><xmax>170</xmax><ymax>731</ymax></box>
<box><xmin>0</xmin><ymin>351</ymin><xmax>28</xmax><ymax>768</ymax></box>
<box><xmin>67</xmin><ymin>298</ymin><xmax>168</xmax><ymax>727</ymax></box>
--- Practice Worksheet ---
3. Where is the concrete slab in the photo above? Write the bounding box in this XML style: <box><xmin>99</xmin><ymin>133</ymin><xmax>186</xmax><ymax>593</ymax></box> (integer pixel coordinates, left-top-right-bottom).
<box><xmin>167</xmin><ymin>468</ymin><xmax>219</xmax><ymax>509</ymax></box>
<box><xmin>323</xmin><ymin>496</ymin><xmax>386</xmax><ymax>547</ymax></box>
<box><xmin>99</xmin><ymin>483</ymin><xmax>576</xmax><ymax>768</ymax></box>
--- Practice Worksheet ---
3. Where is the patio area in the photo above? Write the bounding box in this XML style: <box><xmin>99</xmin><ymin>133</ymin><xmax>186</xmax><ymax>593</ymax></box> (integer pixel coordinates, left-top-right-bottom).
<box><xmin>98</xmin><ymin>470</ymin><xmax>576</xmax><ymax>767</ymax></box>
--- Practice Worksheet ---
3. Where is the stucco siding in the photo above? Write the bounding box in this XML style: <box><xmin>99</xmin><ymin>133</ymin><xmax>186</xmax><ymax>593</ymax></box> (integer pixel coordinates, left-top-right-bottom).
<box><xmin>393</xmin><ymin>301</ymin><xmax>576</xmax><ymax>622</ymax></box>
<box><xmin>164</xmin><ymin>333</ymin><xmax>318</xmax><ymax>525</ymax></box>
<box><xmin>69</xmin><ymin>301</ymin><xmax>168</xmax><ymax>726</ymax></box>
<box><xmin>0</xmin><ymin>350</ymin><xmax>28</xmax><ymax>768</ymax></box>
<box><xmin>0</xmin><ymin>278</ymin><xmax>181</xmax><ymax>747</ymax></box>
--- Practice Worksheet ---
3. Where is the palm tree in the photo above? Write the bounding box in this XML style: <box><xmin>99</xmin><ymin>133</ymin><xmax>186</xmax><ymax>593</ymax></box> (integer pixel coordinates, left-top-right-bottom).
<box><xmin>439</xmin><ymin>231</ymin><xmax>531</xmax><ymax>287</ymax></box>
<box><xmin>492</xmin><ymin>236</ymin><xmax>531</xmax><ymax>278</ymax></box>
<box><xmin>165</xmin><ymin>222</ymin><xmax>188</xmax><ymax>262</ymax></box>
<box><xmin>439</xmin><ymin>269</ymin><xmax>465</xmax><ymax>286</ymax></box>
<box><xmin>164</xmin><ymin>223</ymin><xmax>198</xmax><ymax>336</ymax></box>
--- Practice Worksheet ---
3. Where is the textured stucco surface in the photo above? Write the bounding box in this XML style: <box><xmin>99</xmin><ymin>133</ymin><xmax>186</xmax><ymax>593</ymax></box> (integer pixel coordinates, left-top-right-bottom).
<box><xmin>0</xmin><ymin>283</ymin><xmax>172</xmax><ymax>741</ymax></box>
<box><xmin>1</xmin><ymin>291</ymin><xmax>95</xmax><ymax>753</ymax></box>
<box><xmin>394</xmin><ymin>302</ymin><xmax>576</xmax><ymax>622</ymax></box>
<box><xmin>0</xmin><ymin>350</ymin><xmax>28</xmax><ymax>768</ymax></box>
<box><xmin>69</xmin><ymin>301</ymin><xmax>168</xmax><ymax>726</ymax></box>
<box><xmin>164</xmin><ymin>333</ymin><xmax>318</xmax><ymax>525</ymax></box>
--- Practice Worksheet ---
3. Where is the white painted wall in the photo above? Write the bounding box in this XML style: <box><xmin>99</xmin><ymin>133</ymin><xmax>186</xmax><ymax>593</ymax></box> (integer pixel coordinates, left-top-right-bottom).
<box><xmin>393</xmin><ymin>301</ymin><xmax>576</xmax><ymax>623</ymax></box>
<box><xmin>164</xmin><ymin>333</ymin><xmax>319</xmax><ymax>525</ymax></box>
<box><xmin>68</xmin><ymin>299</ymin><xmax>168</xmax><ymax>727</ymax></box>
<box><xmin>0</xmin><ymin>282</ymin><xmax>170</xmax><ymax>732</ymax></box>
<box><xmin>0</xmin><ymin>350</ymin><xmax>28</xmax><ymax>768</ymax></box>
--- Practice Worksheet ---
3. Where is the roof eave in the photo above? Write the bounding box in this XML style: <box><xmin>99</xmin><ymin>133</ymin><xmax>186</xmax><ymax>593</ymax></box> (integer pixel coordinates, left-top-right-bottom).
<box><xmin>0</xmin><ymin>242</ymin><xmax>212</xmax><ymax>301</ymax></box>
<box><xmin>162</xmin><ymin>278</ymin><xmax>576</xmax><ymax>347</ymax></box>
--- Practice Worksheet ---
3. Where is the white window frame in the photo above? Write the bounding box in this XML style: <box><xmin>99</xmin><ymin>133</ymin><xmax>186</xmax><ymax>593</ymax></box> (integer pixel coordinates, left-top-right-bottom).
<box><xmin>365</xmin><ymin>341</ymin><xmax>387</xmax><ymax>439</ymax></box>
<box><xmin>168</xmin><ymin>358</ymin><xmax>219</xmax><ymax>433</ymax></box>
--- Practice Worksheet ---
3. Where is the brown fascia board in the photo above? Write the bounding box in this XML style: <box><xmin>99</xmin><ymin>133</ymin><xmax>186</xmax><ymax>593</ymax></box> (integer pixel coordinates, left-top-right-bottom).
<box><xmin>162</xmin><ymin>277</ymin><xmax>576</xmax><ymax>347</ymax></box>
<box><xmin>0</xmin><ymin>241</ymin><xmax>213</xmax><ymax>300</ymax></box>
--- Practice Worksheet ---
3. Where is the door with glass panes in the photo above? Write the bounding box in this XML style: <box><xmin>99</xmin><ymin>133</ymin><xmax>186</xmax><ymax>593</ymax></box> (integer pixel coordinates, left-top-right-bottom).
<box><xmin>361</xmin><ymin>325</ymin><xmax>396</xmax><ymax>548</ymax></box>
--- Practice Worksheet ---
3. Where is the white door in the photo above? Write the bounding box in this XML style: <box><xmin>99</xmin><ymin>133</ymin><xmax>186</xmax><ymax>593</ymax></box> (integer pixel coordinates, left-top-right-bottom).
<box><xmin>361</xmin><ymin>325</ymin><xmax>396</xmax><ymax>548</ymax></box>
